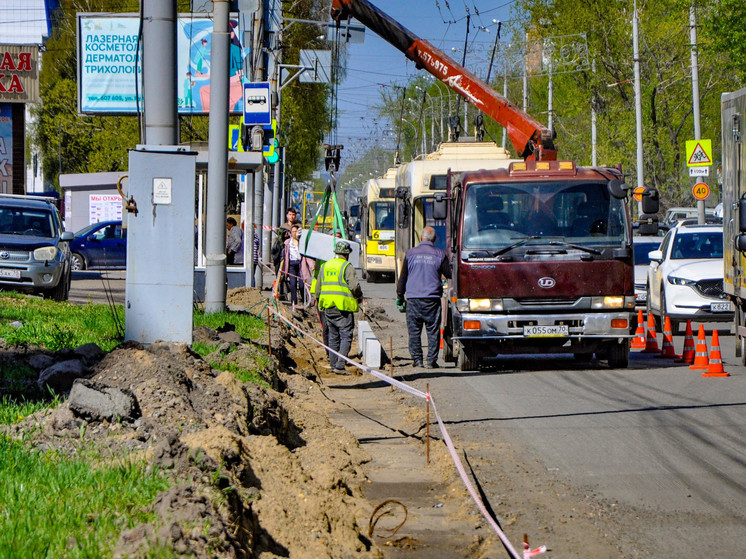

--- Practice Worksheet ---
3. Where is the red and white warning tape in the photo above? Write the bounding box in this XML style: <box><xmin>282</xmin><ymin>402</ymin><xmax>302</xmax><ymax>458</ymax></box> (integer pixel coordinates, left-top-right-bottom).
<box><xmin>272</xmin><ymin>309</ymin><xmax>543</xmax><ymax>559</ymax></box>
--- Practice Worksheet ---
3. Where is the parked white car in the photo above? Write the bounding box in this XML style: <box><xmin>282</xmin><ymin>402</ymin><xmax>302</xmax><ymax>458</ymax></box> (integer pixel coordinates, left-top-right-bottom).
<box><xmin>646</xmin><ymin>224</ymin><xmax>732</xmax><ymax>332</ymax></box>
<box><xmin>633</xmin><ymin>235</ymin><xmax>664</xmax><ymax>308</ymax></box>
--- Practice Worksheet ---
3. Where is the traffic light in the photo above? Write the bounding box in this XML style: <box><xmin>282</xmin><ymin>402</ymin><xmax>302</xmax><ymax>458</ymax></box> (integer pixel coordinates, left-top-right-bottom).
<box><xmin>265</xmin><ymin>139</ymin><xmax>279</xmax><ymax>164</ymax></box>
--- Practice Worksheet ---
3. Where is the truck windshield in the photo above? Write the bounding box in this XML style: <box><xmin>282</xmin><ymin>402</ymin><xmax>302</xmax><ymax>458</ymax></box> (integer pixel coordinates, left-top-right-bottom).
<box><xmin>462</xmin><ymin>181</ymin><xmax>627</xmax><ymax>250</ymax></box>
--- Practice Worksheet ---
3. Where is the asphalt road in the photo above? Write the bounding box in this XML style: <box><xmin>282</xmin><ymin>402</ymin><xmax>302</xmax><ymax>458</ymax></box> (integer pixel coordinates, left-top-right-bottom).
<box><xmin>360</xmin><ymin>277</ymin><xmax>746</xmax><ymax>557</ymax></box>
<box><xmin>70</xmin><ymin>270</ymin><xmax>126</xmax><ymax>305</ymax></box>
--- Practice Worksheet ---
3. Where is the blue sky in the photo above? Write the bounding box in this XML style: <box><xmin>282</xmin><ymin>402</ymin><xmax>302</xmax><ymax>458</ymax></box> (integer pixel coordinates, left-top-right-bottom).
<box><xmin>331</xmin><ymin>0</ymin><xmax>520</xmax><ymax>170</ymax></box>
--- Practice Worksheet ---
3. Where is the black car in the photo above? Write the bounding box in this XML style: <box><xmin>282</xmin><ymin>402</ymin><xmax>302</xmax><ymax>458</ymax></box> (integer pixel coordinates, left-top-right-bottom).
<box><xmin>0</xmin><ymin>195</ymin><xmax>73</xmax><ymax>301</ymax></box>
<box><xmin>69</xmin><ymin>221</ymin><xmax>126</xmax><ymax>270</ymax></box>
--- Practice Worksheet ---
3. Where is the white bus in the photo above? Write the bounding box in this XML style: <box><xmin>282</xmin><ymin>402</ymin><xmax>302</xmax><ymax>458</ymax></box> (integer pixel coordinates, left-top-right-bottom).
<box><xmin>394</xmin><ymin>141</ymin><xmax>519</xmax><ymax>278</ymax></box>
<box><xmin>360</xmin><ymin>167</ymin><xmax>397</xmax><ymax>282</ymax></box>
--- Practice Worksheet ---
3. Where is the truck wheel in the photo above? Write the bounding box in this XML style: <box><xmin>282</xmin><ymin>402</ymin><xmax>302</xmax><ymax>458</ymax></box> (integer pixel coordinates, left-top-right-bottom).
<box><xmin>457</xmin><ymin>342</ymin><xmax>478</xmax><ymax>371</ymax></box>
<box><xmin>442</xmin><ymin>332</ymin><xmax>455</xmax><ymax>363</ymax></box>
<box><xmin>607</xmin><ymin>339</ymin><xmax>630</xmax><ymax>369</ymax></box>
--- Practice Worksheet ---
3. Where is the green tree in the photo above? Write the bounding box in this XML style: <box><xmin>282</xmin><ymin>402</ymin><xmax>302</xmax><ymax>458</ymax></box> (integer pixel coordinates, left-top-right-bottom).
<box><xmin>702</xmin><ymin>0</ymin><xmax>746</xmax><ymax>83</ymax></box>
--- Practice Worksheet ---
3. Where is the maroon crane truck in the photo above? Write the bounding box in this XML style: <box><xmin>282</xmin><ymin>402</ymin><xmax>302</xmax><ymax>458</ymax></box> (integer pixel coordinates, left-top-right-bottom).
<box><xmin>332</xmin><ymin>0</ymin><xmax>659</xmax><ymax>369</ymax></box>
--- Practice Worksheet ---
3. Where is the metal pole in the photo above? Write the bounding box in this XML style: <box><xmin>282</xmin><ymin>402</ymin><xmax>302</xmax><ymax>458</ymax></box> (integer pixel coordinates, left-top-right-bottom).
<box><xmin>633</xmin><ymin>2</ymin><xmax>644</xmax><ymax>215</ymax></box>
<box><xmin>502</xmin><ymin>57</ymin><xmax>508</xmax><ymax>149</ymax></box>
<box><xmin>690</xmin><ymin>5</ymin><xmax>705</xmax><ymax>224</ymax></box>
<box><xmin>591</xmin><ymin>60</ymin><xmax>597</xmax><ymax>166</ymax></box>
<box><xmin>142</xmin><ymin>0</ymin><xmax>177</xmax><ymax>145</ymax></box>
<box><xmin>204</xmin><ymin>0</ymin><xmax>230</xmax><ymax>314</ymax></box>
<box><xmin>523</xmin><ymin>32</ymin><xmax>529</xmax><ymax>113</ymax></box>
<box><xmin>547</xmin><ymin>52</ymin><xmax>554</xmax><ymax>130</ymax></box>
<box><xmin>254</xmin><ymin>0</ymin><xmax>267</xmax><ymax>289</ymax></box>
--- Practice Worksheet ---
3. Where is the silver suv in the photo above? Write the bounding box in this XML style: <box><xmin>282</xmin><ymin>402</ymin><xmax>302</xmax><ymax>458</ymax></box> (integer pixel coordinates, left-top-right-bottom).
<box><xmin>0</xmin><ymin>195</ymin><xmax>74</xmax><ymax>301</ymax></box>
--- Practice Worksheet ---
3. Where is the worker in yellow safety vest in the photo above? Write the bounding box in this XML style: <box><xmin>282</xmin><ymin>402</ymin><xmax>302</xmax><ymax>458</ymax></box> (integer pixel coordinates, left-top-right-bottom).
<box><xmin>314</xmin><ymin>240</ymin><xmax>363</xmax><ymax>373</ymax></box>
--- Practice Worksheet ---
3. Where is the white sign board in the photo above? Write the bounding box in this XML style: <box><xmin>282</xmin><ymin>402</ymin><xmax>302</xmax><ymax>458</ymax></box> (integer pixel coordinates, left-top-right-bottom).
<box><xmin>689</xmin><ymin>166</ymin><xmax>709</xmax><ymax>177</ymax></box>
<box><xmin>153</xmin><ymin>177</ymin><xmax>172</xmax><ymax>205</ymax></box>
<box><xmin>89</xmin><ymin>193</ymin><xmax>123</xmax><ymax>223</ymax></box>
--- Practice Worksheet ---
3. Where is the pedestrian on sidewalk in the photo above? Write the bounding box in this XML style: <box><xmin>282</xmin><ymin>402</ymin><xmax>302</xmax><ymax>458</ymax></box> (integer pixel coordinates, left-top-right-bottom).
<box><xmin>314</xmin><ymin>240</ymin><xmax>363</xmax><ymax>373</ymax></box>
<box><xmin>396</xmin><ymin>226</ymin><xmax>451</xmax><ymax>368</ymax></box>
<box><xmin>226</xmin><ymin>217</ymin><xmax>242</xmax><ymax>265</ymax></box>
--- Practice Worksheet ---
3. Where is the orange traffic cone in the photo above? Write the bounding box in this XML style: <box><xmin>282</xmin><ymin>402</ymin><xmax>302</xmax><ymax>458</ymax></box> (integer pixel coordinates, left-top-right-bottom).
<box><xmin>631</xmin><ymin>310</ymin><xmax>646</xmax><ymax>349</ymax></box>
<box><xmin>675</xmin><ymin>320</ymin><xmax>696</xmax><ymax>363</ymax></box>
<box><xmin>702</xmin><ymin>330</ymin><xmax>729</xmax><ymax>377</ymax></box>
<box><xmin>439</xmin><ymin>328</ymin><xmax>444</xmax><ymax>349</ymax></box>
<box><xmin>689</xmin><ymin>325</ymin><xmax>709</xmax><ymax>370</ymax></box>
<box><xmin>657</xmin><ymin>316</ymin><xmax>680</xmax><ymax>358</ymax></box>
<box><xmin>641</xmin><ymin>313</ymin><xmax>660</xmax><ymax>353</ymax></box>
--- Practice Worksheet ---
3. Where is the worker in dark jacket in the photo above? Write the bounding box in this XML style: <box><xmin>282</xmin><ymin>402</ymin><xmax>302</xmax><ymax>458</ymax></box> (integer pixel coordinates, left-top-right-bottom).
<box><xmin>396</xmin><ymin>227</ymin><xmax>451</xmax><ymax>368</ymax></box>
<box><xmin>314</xmin><ymin>241</ymin><xmax>363</xmax><ymax>372</ymax></box>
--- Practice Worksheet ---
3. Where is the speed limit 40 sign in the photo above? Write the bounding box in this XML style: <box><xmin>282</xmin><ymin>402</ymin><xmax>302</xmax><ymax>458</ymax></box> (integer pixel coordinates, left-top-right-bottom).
<box><xmin>692</xmin><ymin>182</ymin><xmax>710</xmax><ymax>200</ymax></box>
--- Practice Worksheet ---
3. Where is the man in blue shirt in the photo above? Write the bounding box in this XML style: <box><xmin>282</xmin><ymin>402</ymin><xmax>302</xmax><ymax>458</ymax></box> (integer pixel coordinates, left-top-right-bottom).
<box><xmin>396</xmin><ymin>227</ymin><xmax>451</xmax><ymax>368</ymax></box>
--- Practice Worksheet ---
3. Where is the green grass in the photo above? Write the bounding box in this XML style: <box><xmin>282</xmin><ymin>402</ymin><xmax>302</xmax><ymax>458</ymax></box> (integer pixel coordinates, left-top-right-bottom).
<box><xmin>193</xmin><ymin>309</ymin><xmax>267</xmax><ymax>340</ymax></box>
<box><xmin>0</xmin><ymin>437</ymin><xmax>170</xmax><ymax>558</ymax></box>
<box><xmin>0</xmin><ymin>293</ymin><xmax>123</xmax><ymax>352</ymax></box>
<box><xmin>191</xmin><ymin>341</ymin><xmax>271</xmax><ymax>389</ymax></box>
<box><xmin>0</xmin><ymin>394</ymin><xmax>59</xmax><ymax>426</ymax></box>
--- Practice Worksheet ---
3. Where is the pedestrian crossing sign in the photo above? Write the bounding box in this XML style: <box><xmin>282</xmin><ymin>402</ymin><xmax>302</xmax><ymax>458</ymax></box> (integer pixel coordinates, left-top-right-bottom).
<box><xmin>685</xmin><ymin>139</ymin><xmax>712</xmax><ymax>167</ymax></box>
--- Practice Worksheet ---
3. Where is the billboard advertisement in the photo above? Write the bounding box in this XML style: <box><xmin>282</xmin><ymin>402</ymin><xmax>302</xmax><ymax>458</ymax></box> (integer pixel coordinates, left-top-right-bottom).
<box><xmin>0</xmin><ymin>104</ymin><xmax>12</xmax><ymax>194</ymax></box>
<box><xmin>0</xmin><ymin>45</ymin><xmax>39</xmax><ymax>103</ymax></box>
<box><xmin>77</xmin><ymin>13</ymin><xmax>248</xmax><ymax>115</ymax></box>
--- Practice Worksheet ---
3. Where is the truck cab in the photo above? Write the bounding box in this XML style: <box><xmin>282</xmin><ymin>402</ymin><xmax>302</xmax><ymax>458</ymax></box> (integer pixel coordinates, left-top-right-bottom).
<box><xmin>440</xmin><ymin>162</ymin><xmax>637</xmax><ymax>369</ymax></box>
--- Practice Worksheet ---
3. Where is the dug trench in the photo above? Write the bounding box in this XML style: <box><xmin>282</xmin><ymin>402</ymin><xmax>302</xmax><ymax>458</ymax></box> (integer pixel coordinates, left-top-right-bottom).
<box><xmin>0</xmin><ymin>287</ymin><xmax>501</xmax><ymax>558</ymax></box>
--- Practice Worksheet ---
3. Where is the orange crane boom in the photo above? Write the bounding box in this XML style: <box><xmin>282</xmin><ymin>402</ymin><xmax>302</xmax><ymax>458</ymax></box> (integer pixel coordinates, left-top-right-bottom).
<box><xmin>331</xmin><ymin>0</ymin><xmax>557</xmax><ymax>161</ymax></box>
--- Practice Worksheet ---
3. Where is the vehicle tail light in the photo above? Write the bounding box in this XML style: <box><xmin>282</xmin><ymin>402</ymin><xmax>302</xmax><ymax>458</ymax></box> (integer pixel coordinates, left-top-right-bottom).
<box><xmin>611</xmin><ymin>319</ymin><xmax>628</xmax><ymax>329</ymax></box>
<box><xmin>463</xmin><ymin>320</ymin><xmax>481</xmax><ymax>330</ymax></box>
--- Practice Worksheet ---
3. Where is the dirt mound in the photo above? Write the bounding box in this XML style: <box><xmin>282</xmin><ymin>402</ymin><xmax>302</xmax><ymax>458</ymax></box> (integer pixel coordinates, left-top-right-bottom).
<box><xmin>4</xmin><ymin>326</ymin><xmax>382</xmax><ymax>558</ymax></box>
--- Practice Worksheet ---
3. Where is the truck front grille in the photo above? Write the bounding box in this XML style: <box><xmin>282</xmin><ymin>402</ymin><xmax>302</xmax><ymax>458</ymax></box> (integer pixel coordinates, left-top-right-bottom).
<box><xmin>515</xmin><ymin>298</ymin><xmax>580</xmax><ymax>307</ymax></box>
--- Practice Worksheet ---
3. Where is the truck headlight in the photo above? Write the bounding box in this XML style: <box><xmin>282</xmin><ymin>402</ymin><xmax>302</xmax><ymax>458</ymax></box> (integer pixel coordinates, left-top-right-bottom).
<box><xmin>456</xmin><ymin>298</ymin><xmax>504</xmax><ymax>312</ymax></box>
<box><xmin>33</xmin><ymin>246</ymin><xmax>58</xmax><ymax>261</ymax></box>
<box><xmin>591</xmin><ymin>296</ymin><xmax>633</xmax><ymax>309</ymax></box>
<box><xmin>668</xmin><ymin>276</ymin><xmax>696</xmax><ymax>286</ymax></box>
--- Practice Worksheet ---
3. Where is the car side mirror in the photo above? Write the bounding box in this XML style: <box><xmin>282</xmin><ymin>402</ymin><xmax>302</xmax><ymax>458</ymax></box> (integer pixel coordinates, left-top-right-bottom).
<box><xmin>608</xmin><ymin>178</ymin><xmax>628</xmax><ymax>200</ymax></box>
<box><xmin>648</xmin><ymin>249</ymin><xmax>663</xmax><ymax>263</ymax></box>
<box><xmin>641</xmin><ymin>188</ymin><xmax>659</xmax><ymax>215</ymax></box>
<box><xmin>638</xmin><ymin>213</ymin><xmax>659</xmax><ymax>236</ymax></box>
<box><xmin>60</xmin><ymin>231</ymin><xmax>74</xmax><ymax>242</ymax></box>
<box><xmin>432</xmin><ymin>194</ymin><xmax>447</xmax><ymax>220</ymax></box>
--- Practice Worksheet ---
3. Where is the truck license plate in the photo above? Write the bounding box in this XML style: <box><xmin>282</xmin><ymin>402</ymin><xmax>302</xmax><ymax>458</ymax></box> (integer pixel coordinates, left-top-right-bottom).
<box><xmin>523</xmin><ymin>325</ymin><xmax>569</xmax><ymax>337</ymax></box>
<box><xmin>637</xmin><ymin>292</ymin><xmax>647</xmax><ymax>302</ymax></box>
<box><xmin>711</xmin><ymin>301</ymin><xmax>733</xmax><ymax>313</ymax></box>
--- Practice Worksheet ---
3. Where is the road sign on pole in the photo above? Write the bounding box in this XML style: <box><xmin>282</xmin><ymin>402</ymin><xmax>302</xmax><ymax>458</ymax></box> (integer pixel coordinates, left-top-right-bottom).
<box><xmin>243</xmin><ymin>82</ymin><xmax>271</xmax><ymax>126</ymax></box>
<box><xmin>689</xmin><ymin>166</ymin><xmax>709</xmax><ymax>177</ymax></box>
<box><xmin>633</xmin><ymin>185</ymin><xmax>645</xmax><ymax>202</ymax></box>
<box><xmin>685</xmin><ymin>139</ymin><xmax>712</xmax><ymax>166</ymax></box>
<box><xmin>692</xmin><ymin>182</ymin><xmax>710</xmax><ymax>200</ymax></box>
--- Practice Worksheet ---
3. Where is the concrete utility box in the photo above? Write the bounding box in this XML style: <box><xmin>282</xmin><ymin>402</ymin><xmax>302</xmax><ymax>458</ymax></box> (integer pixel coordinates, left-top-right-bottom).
<box><xmin>126</xmin><ymin>147</ymin><xmax>197</xmax><ymax>344</ymax></box>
